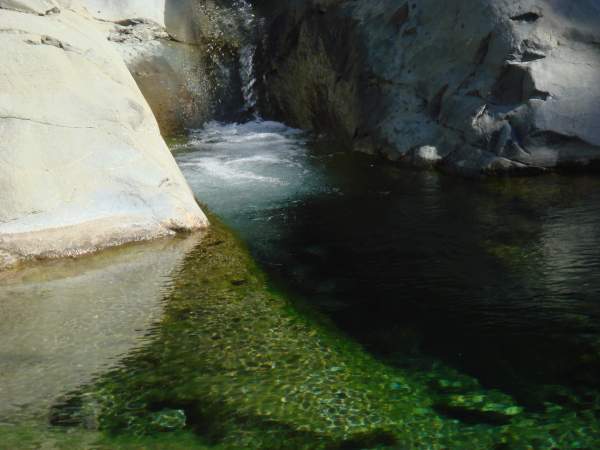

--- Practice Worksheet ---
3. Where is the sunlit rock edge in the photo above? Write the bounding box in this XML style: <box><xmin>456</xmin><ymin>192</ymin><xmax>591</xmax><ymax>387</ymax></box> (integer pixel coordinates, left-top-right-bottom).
<box><xmin>0</xmin><ymin>0</ymin><xmax>208</xmax><ymax>271</ymax></box>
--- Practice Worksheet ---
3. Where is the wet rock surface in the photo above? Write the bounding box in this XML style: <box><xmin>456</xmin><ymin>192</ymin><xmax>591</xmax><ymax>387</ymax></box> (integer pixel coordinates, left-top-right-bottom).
<box><xmin>254</xmin><ymin>0</ymin><xmax>600</xmax><ymax>176</ymax></box>
<box><xmin>105</xmin><ymin>18</ymin><xmax>244</xmax><ymax>136</ymax></box>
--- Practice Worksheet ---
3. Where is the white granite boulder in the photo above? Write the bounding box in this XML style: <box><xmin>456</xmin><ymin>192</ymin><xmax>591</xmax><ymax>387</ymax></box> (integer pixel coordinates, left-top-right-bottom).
<box><xmin>0</xmin><ymin>1</ymin><xmax>208</xmax><ymax>269</ymax></box>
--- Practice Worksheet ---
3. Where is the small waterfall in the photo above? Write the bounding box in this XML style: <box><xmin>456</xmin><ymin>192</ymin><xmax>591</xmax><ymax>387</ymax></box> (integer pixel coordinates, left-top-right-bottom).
<box><xmin>239</xmin><ymin>43</ymin><xmax>257</xmax><ymax>112</ymax></box>
<box><xmin>235</xmin><ymin>0</ymin><xmax>259</xmax><ymax>114</ymax></box>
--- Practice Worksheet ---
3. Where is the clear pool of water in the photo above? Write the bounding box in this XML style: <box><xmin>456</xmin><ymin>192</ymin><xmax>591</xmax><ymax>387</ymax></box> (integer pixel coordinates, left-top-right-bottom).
<box><xmin>176</xmin><ymin>119</ymin><xmax>600</xmax><ymax>409</ymax></box>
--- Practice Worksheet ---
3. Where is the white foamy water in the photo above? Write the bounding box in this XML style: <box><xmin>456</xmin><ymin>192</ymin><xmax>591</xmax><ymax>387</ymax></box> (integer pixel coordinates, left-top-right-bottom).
<box><xmin>234</xmin><ymin>0</ymin><xmax>259</xmax><ymax>113</ymax></box>
<box><xmin>175</xmin><ymin>120</ymin><xmax>328</xmax><ymax>226</ymax></box>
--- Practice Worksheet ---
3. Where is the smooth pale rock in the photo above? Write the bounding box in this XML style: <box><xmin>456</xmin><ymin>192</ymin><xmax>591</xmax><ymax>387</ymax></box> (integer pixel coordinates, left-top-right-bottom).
<box><xmin>81</xmin><ymin>0</ymin><xmax>165</xmax><ymax>26</ymax></box>
<box><xmin>115</xmin><ymin>32</ymin><xmax>215</xmax><ymax>136</ymax></box>
<box><xmin>255</xmin><ymin>0</ymin><xmax>600</xmax><ymax>176</ymax></box>
<box><xmin>105</xmin><ymin>19</ymin><xmax>233</xmax><ymax>136</ymax></box>
<box><xmin>0</xmin><ymin>3</ymin><xmax>208</xmax><ymax>269</ymax></box>
<box><xmin>0</xmin><ymin>0</ymin><xmax>88</xmax><ymax>15</ymax></box>
<box><xmin>81</xmin><ymin>0</ymin><xmax>248</xmax><ymax>135</ymax></box>
<box><xmin>0</xmin><ymin>0</ymin><xmax>58</xmax><ymax>14</ymax></box>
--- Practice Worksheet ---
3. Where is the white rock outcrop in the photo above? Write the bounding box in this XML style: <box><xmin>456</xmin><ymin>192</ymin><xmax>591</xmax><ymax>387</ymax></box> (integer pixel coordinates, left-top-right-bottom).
<box><xmin>0</xmin><ymin>0</ymin><xmax>208</xmax><ymax>270</ymax></box>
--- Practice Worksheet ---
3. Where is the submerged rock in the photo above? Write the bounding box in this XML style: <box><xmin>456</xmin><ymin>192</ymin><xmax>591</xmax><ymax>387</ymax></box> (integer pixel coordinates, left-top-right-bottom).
<box><xmin>150</xmin><ymin>409</ymin><xmax>187</xmax><ymax>432</ymax></box>
<box><xmin>0</xmin><ymin>0</ymin><xmax>208</xmax><ymax>269</ymax></box>
<box><xmin>435</xmin><ymin>392</ymin><xmax>524</xmax><ymax>425</ymax></box>
<box><xmin>48</xmin><ymin>220</ymin><xmax>459</xmax><ymax>448</ymax></box>
<box><xmin>255</xmin><ymin>0</ymin><xmax>600</xmax><ymax>176</ymax></box>
<box><xmin>44</xmin><ymin>220</ymin><xmax>600</xmax><ymax>449</ymax></box>
<box><xmin>0</xmin><ymin>233</ymin><xmax>203</xmax><ymax>423</ymax></box>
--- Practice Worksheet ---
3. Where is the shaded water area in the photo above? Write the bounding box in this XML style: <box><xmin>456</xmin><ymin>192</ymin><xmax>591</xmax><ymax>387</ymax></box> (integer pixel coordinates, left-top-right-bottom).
<box><xmin>175</xmin><ymin>120</ymin><xmax>600</xmax><ymax>446</ymax></box>
<box><xmin>2</xmin><ymin>120</ymin><xmax>600</xmax><ymax>449</ymax></box>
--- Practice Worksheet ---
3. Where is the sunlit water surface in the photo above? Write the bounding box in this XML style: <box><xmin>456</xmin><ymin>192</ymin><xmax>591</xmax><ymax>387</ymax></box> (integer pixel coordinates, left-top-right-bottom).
<box><xmin>176</xmin><ymin>119</ymin><xmax>600</xmax><ymax>412</ymax></box>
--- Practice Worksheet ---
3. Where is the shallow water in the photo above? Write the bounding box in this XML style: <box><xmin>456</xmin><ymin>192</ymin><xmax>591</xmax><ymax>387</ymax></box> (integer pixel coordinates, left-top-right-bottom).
<box><xmin>3</xmin><ymin>120</ymin><xmax>600</xmax><ymax>449</ymax></box>
<box><xmin>0</xmin><ymin>236</ymin><xmax>202</xmax><ymax>425</ymax></box>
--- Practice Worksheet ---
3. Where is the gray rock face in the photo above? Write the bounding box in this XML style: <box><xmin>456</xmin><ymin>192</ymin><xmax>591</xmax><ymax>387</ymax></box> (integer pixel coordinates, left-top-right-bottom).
<box><xmin>91</xmin><ymin>0</ymin><xmax>251</xmax><ymax>135</ymax></box>
<box><xmin>254</xmin><ymin>0</ymin><xmax>600</xmax><ymax>176</ymax></box>
<box><xmin>0</xmin><ymin>1</ymin><xmax>208</xmax><ymax>269</ymax></box>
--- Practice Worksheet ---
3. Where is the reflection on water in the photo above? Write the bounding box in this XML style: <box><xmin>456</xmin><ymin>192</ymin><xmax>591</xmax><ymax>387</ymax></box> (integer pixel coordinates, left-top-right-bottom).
<box><xmin>0</xmin><ymin>235</ymin><xmax>202</xmax><ymax>424</ymax></box>
<box><xmin>45</xmin><ymin>220</ymin><xmax>599</xmax><ymax>449</ymax></box>
<box><xmin>176</xmin><ymin>121</ymin><xmax>600</xmax><ymax>371</ymax></box>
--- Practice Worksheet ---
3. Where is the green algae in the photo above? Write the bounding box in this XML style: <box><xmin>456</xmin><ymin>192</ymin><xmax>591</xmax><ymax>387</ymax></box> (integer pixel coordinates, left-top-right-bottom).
<box><xmin>165</xmin><ymin>134</ymin><xmax>192</xmax><ymax>149</ymax></box>
<box><xmin>5</xmin><ymin>217</ymin><xmax>600</xmax><ymax>449</ymax></box>
<box><xmin>483</xmin><ymin>240</ymin><xmax>537</xmax><ymax>269</ymax></box>
<box><xmin>50</xmin><ymin>218</ymin><xmax>455</xmax><ymax>448</ymax></box>
<box><xmin>0</xmin><ymin>424</ymin><xmax>212</xmax><ymax>450</ymax></box>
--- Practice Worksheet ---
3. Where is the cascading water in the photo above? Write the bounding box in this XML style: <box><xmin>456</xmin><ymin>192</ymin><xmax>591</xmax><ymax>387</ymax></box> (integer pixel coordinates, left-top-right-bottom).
<box><xmin>174</xmin><ymin>120</ymin><xmax>329</xmax><ymax>256</ymax></box>
<box><xmin>239</xmin><ymin>44</ymin><xmax>257</xmax><ymax>113</ymax></box>
<box><xmin>234</xmin><ymin>0</ymin><xmax>260</xmax><ymax>114</ymax></box>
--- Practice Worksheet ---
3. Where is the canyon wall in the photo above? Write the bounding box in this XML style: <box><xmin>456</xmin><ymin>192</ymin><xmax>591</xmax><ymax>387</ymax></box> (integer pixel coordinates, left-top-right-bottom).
<box><xmin>255</xmin><ymin>0</ymin><xmax>600</xmax><ymax>175</ymax></box>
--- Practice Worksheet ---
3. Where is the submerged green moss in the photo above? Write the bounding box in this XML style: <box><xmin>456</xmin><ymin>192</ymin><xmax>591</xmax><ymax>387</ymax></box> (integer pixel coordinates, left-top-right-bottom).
<box><xmin>483</xmin><ymin>240</ymin><xmax>537</xmax><ymax>269</ymax></box>
<box><xmin>5</xmin><ymin>217</ymin><xmax>600</xmax><ymax>449</ymax></box>
<box><xmin>50</xmin><ymin>218</ymin><xmax>449</xmax><ymax>448</ymax></box>
<box><xmin>0</xmin><ymin>424</ymin><xmax>212</xmax><ymax>450</ymax></box>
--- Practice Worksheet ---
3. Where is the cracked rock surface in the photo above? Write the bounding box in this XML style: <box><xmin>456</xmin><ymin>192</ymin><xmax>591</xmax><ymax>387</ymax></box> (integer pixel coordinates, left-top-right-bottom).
<box><xmin>255</xmin><ymin>0</ymin><xmax>600</xmax><ymax>176</ymax></box>
<box><xmin>0</xmin><ymin>0</ymin><xmax>208</xmax><ymax>270</ymax></box>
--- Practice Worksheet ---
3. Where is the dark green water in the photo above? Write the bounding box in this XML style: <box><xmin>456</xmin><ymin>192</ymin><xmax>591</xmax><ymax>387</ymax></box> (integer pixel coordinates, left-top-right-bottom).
<box><xmin>3</xmin><ymin>120</ymin><xmax>600</xmax><ymax>449</ymax></box>
<box><xmin>175</xmin><ymin>120</ymin><xmax>600</xmax><ymax>447</ymax></box>
<box><xmin>176</xmin><ymin>121</ymin><xmax>600</xmax><ymax>390</ymax></box>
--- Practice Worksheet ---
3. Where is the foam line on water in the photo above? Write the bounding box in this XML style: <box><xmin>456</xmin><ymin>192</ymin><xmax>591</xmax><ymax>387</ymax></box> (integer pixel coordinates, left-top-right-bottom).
<box><xmin>176</xmin><ymin>120</ymin><xmax>325</xmax><ymax>221</ymax></box>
